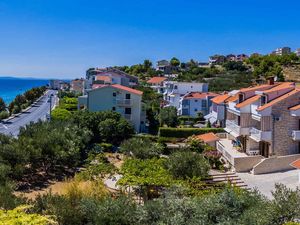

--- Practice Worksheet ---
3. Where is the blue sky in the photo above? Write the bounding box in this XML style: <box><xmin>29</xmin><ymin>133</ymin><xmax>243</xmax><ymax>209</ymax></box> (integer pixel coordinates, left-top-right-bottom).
<box><xmin>0</xmin><ymin>0</ymin><xmax>299</xmax><ymax>79</ymax></box>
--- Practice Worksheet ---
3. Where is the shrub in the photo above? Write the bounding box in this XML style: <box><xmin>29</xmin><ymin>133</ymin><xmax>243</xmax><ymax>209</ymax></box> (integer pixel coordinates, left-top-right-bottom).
<box><xmin>0</xmin><ymin>111</ymin><xmax>9</xmax><ymax>120</ymax></box>
<box><xmin>99</xmin><ymin>143</ymin><xmax>113</xmax><ymax>152</ymax></box>
<box><xmin>158</xmin><ymin>127</ymin><xmax>224</xmax><ymax>138</ymax></box>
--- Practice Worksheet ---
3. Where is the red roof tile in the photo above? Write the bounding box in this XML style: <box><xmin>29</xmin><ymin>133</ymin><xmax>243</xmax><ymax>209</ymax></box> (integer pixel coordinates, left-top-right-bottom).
<box><xmin>290</xmin><ymin>159</ymin><xmax>300</xmax><ymax>169</ymax></box>
<box><xmin>211</xmin><ymin>94</ymin><xmax>230</xmax><ymax>104</ymax></box>
<box><xmin>257</xmin><ymin>89</ymin><xmax>300</xmax><ymax>111</ymax></box>
<box><xmin>195</xmin><ymin>132</ymin><xmax>220</xmax><ymax>143</ymax></box>
<box><xmin>147</xmin><ymin>77</ymin><xmax>167</xmax><ymax>84</ymax></box>
<box><xmin>184</xmin><ymin>92</ymin><xmax>218</xmax><ymax>99</ymax></box>
<box><xmin>236</xmin><ymin>95</ymin><xmax>260</xmax><ymax>109</ymax></box>
<box><xmin>289</xmin><ymin>104</ymin><xmax>300</xmax><ymax>111</ymax></box>
<box><xmin>92</xmin><ymin>84</ymin><xmax>143</xmax><ymax>95</ymax></box>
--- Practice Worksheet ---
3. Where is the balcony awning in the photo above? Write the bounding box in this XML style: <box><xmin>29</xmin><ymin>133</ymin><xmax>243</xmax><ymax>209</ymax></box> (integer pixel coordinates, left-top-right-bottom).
<box><xmin>204</xmin><ymin>114</ymin><xmax>217</xmax><ymax>124</ymax></box>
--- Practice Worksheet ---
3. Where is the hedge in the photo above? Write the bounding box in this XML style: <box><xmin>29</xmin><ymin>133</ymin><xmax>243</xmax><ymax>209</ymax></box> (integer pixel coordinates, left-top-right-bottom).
<box><xmin>158</xmin><ymin>127</ymin><xmax>225</xmax><ymax>138</ymax></box>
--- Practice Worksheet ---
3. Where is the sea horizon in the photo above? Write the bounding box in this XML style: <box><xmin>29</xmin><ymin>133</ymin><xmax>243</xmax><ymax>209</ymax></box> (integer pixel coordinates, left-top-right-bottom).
<box><xmin>0</xmin><ymin>77</ymin><xmax>50</xmax><ymax>104</ymax></box>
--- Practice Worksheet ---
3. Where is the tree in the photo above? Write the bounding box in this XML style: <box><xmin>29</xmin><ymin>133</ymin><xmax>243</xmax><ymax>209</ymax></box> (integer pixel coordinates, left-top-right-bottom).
<box><xmin>165</xmin><ymin>151</ymin><xmax>210</xmax><ymax>179</ymax></box>
<box><xmin>98</xmin><ymin>118</ymin><xmax>134</xmax><ymax>145</ymax></box>
<box><xmin>143</xmin><ymin>59</ymin><xmax>153</xmax><ymax>71</ymax></box>
<box><xmin>159</xmin><ymin>106</ymin><xmax>179</xmax><ymax>127</ymax></box>
<box><xmin>51</xmin><ymin>108</ymin><xmax>72</xmax><ymax>121</ymax></box>
<box><xmin>170</xmin><ymin>57</ymin><xmax>180</xmax><ymax>67</ymax></box>
<box><xmin>0</xmin><ymin>97</ymin><xmax>6</xmax><ymax>112</ymax></box>
<box><xmin>120</xmin><ymin>137</ymin><xmax>163</xmax><ymax>159</ymax></box>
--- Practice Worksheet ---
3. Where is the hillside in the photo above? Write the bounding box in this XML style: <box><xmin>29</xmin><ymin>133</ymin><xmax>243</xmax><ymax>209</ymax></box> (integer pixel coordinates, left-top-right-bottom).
<box><xmin>283</xmin><ymin>64</ymin><xmax>300</xmax><ymax>82</ymax></box>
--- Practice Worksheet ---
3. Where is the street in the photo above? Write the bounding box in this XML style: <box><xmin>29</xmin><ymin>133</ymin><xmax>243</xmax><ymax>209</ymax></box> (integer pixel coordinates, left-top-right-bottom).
<box><xmin>0</xmin><ymin>90</ymin><xmax>58</xmax><ymax>137</ymax></box>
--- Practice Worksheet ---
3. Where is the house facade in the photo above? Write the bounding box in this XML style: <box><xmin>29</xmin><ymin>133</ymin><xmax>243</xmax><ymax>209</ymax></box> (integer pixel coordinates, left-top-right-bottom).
<box><xmin>78</xmin><ymin>84</ymin><xmax>145</xmax><ymax>132</ymax></box>
<box><xmin>216</xmin><ymin>81</ymin><xmax>300</xmax><ymax>173</ymax></box>
<box><xmin>178</xmin><ymin>92</ymin><xmax>218</xmax><ymax>117</ymax></box>
<box><xmin>163</xmin><ymin>81</ymin><xmax>209</xmax><ymax>109</ymax></box>
<box><xmin>147</xmin><ymin>77</ymin><xmax>167</xmax><ymax>94</ymax></box>
<box><xmin>85</xmin><ymin>67</ymin><xmax>138</xmax><ymax>89</ymax></box>
<box><xmin>205</xmin><ymin>93</ymin><xmax>230</xmax><ymax>127</ymax></box>
<box><xmin>70</xmin><ymin>79</ymin><xmax>85</xmax><ymax>94</ymax></box>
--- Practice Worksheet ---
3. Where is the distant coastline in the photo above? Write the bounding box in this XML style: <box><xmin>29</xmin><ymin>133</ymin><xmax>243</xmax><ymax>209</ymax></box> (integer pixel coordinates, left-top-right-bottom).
<box><xmin>0</xmin><ymin>77</ymin><xmax>49</xmax><ymax>104</ymax></box>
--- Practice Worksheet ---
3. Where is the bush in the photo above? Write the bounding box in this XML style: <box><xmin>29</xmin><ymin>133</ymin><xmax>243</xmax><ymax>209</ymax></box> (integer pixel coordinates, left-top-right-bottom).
<box><xmin>0</xmin><ymin>111</ymin><xmax>9</xmax><ymax>120</ymax></box>
<box><xmin>158</xmin><ymin>127</ymin><xmax>224</xmax><ymax>138</ymax></box>
<box><xmin>51</xmin><ymin>108</ymin><xmax>72</xmax><ymax>121</ymax></box>
<box><xmin>99</xmin><ymin>143</ymin><xmax>113</xmax><ymax>152</ymax></box>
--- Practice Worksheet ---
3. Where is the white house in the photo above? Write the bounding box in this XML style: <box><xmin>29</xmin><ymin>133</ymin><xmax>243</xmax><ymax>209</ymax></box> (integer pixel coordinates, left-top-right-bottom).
<box><xmin>146</xmin><ymin>77</ymin><xmax>167</xmax><ymax>94</ymax></box>
<box><xmin>163</xmin><ymin>81</ymin><xmax>209</xmax><ymax>109</ymax></box>
<box><xmin>178</xmin><ymin>92</ymin><xmax>218</xmax><ymax>117</ymax></box>
<box><xmin>78</xmin><ymin>84</ymin><xmax>145</xmax><ymax>132</ymax></box>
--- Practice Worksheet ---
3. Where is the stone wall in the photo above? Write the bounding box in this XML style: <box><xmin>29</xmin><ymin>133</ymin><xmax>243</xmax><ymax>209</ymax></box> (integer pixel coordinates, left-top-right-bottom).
<box><xmin>234</xmin><ymin>156</ymin><xmax>264</xmax><ymax>172</ymax></box>
<box><xmin>252</xmin><ymin>154</ymin><xmax>300</xmax><ymax>174</ymax></box>
<box><xmin>272</xmin><ymin>92</ymin><xmax>300</xmax><ymax>156</ymax></box>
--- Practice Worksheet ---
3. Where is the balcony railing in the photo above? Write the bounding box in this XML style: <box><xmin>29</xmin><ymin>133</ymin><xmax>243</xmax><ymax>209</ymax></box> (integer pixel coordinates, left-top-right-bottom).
<box><xmin>249</xmin><ymin>127</ymin><xmax>272</xmax><ymax>142</ymax></box>
<box><xmin>116</xmin><ymin>99</ymin><xmax>132</xmax><ymax>106</ymax></box>
<box><xmin>225</xmin><ymin>120</ymin><xmax>240</xmax><ymax>135</ymax></box>
<box><xmin>292</xmin><ymin>130</ymin><xmax>300</xmax><ymax>141</ymax></box>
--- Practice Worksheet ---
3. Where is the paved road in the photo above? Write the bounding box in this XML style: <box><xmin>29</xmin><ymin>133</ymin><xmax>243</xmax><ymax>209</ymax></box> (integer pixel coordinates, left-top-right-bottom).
<box><xmin>0</xmin><ymin>90</ymin><xmax>58</xmax><ymax>137</ymax></box>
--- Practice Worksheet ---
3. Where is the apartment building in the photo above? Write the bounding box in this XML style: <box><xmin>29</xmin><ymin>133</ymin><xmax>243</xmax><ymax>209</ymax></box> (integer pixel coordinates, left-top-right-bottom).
<box><xmin>85</xmin><ymin>67</ymin><xmax>138</xmax><ymax>89</ymax></box>
<box><xmin>295</xmin><ymin>48</ymin><xmax>300</xmax><ymax>57</ymax></box>
<box><xmin>163</xmin><ymin>81</ymin><xmax>209</xmax><ymax>109</ymax></box>
<box><xmin>217</xmin><ymin>80</ymin><xmax>300</xmax><ymax>173</ymax></box>
<box><xmin>205</xmin><ymin>93</ymin><xmax>231</xmax><ymax>127</ymax></box>
<box><xmin>147</xmin><ymin>77</ymin><xmax>167</xmax><ymax>94</ymax></box>
<box><xmin>78</xmin><ymin>84</ymin><xmax>145</xmax><ymax>132</ymax></box>
<box><xmin>178</xmin><ymin>92</ymin><xmax>218</xmax><ymax>117</ymax></box>
<box><xmin>273</xmin><ymin>47</ymin><xmax>291</xmax><ymax>56</ymax></box>
<box><xmin>70</xmin><ymin>78</ymin><xmax>85</xmax><ymax>94</ymax></box>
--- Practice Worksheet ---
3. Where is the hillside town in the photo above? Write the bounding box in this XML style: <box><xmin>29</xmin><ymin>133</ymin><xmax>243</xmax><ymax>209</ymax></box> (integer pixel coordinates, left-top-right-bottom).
<box><xmin>3</xmin><ymin>47</ymin><xmax>300</xmax><ymax>224</ymax></box>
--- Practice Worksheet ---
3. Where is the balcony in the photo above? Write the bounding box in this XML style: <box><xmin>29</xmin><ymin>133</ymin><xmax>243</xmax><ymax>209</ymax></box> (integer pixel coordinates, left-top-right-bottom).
<box><xmin>225</xmin><ymin>120</ymin><xmax>250</xmax><ymax>137</ymax></box>
<box><xmin>292</xmin><ymin>130</ymin><xmax>300</xmax><ymax>141</ymax></box>
<box><xmin>116</xmin><ymin>99</ymin><xmax>132</xmax><ymax>106</ymax></box>
<box><xmin>249</xmin><ymin>127</ymin><xmax>272</xmax><ymax>142</ymax></box>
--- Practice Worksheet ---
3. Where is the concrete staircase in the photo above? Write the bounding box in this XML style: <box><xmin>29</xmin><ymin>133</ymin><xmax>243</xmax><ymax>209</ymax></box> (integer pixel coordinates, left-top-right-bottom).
<box><xmin>203</xmin><ymin>172</ymin><xmax>249</xmax><ymax>190</ymax></box>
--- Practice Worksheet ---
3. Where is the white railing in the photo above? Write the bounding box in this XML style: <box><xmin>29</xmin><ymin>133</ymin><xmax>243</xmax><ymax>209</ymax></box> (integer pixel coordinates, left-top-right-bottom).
<box><xmin>217</xmin><ymin>141</ymin><xmax>234</xmax><ymax>165</ymax></box>
<box><xmin>116</xmin><ymin>99</ymin><xmax>132</xmax><ymax>106</ymax></box>
<box><xmin>250</xmin><ymin>127</ymin><xmax>272</xmax><ymax>142</ymax></box>
<box><xmin>292</xmin><ymin>130</ymin><xmax>300</xmax><ymax>141</ymax></box>
<box><xmin>225</xmin><ymin>120</ymin><xmax>240</xmax><ymax>135</ymax></box>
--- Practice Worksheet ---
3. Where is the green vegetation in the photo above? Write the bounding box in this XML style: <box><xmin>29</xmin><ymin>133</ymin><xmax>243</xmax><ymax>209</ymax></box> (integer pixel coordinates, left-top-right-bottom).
<box><xmin>8</xmin><ymin>86</ymin><xmax>46</xmax><ymax>115</ymax></box>
<box><xmin>159</xmin><ymin>106</ymin><xmax>179</xmax><ymax>127</ymax></box>
<box><xmin>159</xmin><ymin>127</ymin><xmax>224</xmax><ymax>138</ymax></box>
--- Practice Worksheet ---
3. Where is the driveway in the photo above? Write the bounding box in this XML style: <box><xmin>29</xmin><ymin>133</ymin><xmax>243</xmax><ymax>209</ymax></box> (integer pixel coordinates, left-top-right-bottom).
<box><xmin>237</xmin><ymin>169</ymin><xmax>300</xmax><ymax>199</ymax></box>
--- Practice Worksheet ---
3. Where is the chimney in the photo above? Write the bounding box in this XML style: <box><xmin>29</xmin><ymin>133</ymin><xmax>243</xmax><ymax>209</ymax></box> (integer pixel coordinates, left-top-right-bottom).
<box><xmin>267</xmin><ymin>76</ymin><xmax>274</xmax><ymax>85</ymax></box>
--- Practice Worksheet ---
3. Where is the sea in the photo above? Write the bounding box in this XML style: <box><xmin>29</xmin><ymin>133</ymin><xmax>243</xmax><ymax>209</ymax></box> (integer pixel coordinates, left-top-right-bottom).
<box><xmin>0</xmin><ymin>77</ymin><xmax>49</xmax><ymax>104</ymax></box>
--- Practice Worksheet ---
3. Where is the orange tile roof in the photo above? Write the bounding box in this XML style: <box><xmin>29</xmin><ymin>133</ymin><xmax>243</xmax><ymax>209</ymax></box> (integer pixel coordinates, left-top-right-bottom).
<box><xmin>235</xmin><ymin>95</ymin><xmax>260</xmax><ymax>109</ymax></box>
<box><xmin>289</xmin><ymin>104</ymin><xmax>300</xmax><ymax>111</ymax></box>
<box><xmin>92</xmin><ymin>84</ymin><xmax>143</xmax><ymax>95</ymax></box>
<box><xmin>147</xmin><ymin>77</ymin><xmax>167</xmax><ymax>84</ymax></box>
<box><xmin>290</xmin><ymin>159</ymin><xmax>300</xmax><ymax>169</ymax></box>
<box><xmin>257</xmin><ymin>89</ymin><xmax>300</xmax><ymax>111</ymax></box>
<box><xmin>226</xmin><ymin>94</ymin><xmax>239</xmax><ymax>102</ymax></box>
<box><xmin>112</xmin><ymin>84</ymin><xmax>143</xmax><ymax>95</ymax></box>
<box><xmin>95</xmin><ymin>75</ymin><xmax>112</xmax><ymax>82</ymax></box>
<box><xmin>211</xmin><ymin>94</ymin><xmax>230</xmax><ymax>104</ymax></box>
<box><xmin>263</xmin><ymin>82</ymin><xmax>294</xmax><ymax>94</ymax></box>
<box><xmin>195</xmin><ymin>132</ymin><xmax>220</xmax><ymax>143</ymax></box>
<box><xmin>184</xmin><ymin>92</ymin><xmax>218</xmax><ymax>99</ymax></box>
<box><xmin>240</xmin><ymin>84</ymin><xmax>272</xmax><ymax>93</ymax></box>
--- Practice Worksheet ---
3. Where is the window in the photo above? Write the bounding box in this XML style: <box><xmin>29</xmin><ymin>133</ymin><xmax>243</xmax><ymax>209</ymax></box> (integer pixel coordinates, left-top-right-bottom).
<box><xmin>237</xmin><ymin>116</ymin><xmax>241</xmax><ymax>126</ymax></box>
<box><xmin>174</xmin><ymin>85</ymin><xmax>178</xmax><ymax>89</ymax></box>
<box><xmin>238</xmin><ymin>94</ymin><xmax>244</xmax><ymax>103</ymax></box>
<box><xmin>113</xmin><ymin>92</ymin><xmax>116</xmax><ymax>97</ymax></box>
<box><xmin>195</xmin><ymin>99</ymin><xmax>198</xmax><ymax>102</ymax></box>
<box><xmin>112</xmin><ymin>107</ymin><xmax>116</xmax><ymax>111</ymax></box>
<box><xmin>194</xmin><ymin>108</ymin><xmax>198</xmax><ymax>112</ymax></box>
<box><xmin>261</xmin><ymin>95</ymin><xmax>267</xmax><ymax>105</ymax></box>
<box><xmin>201</xmin><ymin>100</ymin><xmax>207</xmax><ymax>108</ymax></box>
<box><xmin>125</xmin><ymin>93</ymin><xmax>131</xmax><ymax>99</ymax></box>
<box><xmin>125</xmin><ymin>108</ymin><xmax>131</xmax><ymax>114</ymax></box>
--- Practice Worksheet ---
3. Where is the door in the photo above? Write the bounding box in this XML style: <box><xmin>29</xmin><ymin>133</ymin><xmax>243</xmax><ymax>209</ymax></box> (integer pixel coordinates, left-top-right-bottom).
<box><xmin>259</xmin><ymin>141</ymin><xmax>269</xmax><ymax>158</ymax></box>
